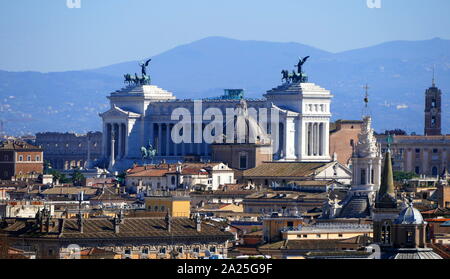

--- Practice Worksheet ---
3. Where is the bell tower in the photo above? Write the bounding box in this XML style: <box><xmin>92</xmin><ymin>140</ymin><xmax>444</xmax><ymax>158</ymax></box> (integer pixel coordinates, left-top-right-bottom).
<box><xmin>424</xmin><ymin>72</ymin><xmax>442</xmax><ymax>136</ymax></box>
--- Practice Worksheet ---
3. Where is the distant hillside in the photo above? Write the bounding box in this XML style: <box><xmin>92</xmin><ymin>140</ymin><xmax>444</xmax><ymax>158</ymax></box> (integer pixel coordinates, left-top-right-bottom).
<box><xmin>0</xmin><ymin>36</ymin><xmax>449</xmax><ymax>135</ymax></box>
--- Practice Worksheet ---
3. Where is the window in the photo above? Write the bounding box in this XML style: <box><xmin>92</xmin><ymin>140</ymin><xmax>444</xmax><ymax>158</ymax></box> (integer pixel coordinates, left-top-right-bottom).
<box><xmin>27</xmin><ymin>155</ymin><xmax>31</xmax><ymax>161</ymax></box>
<box><xmin>338</xmin><ymin>234</ymin><xmax>343</xmax><ymax>237</ymax></box>
<box><xmin>124</xmin><ymin>249</ymin><xmax>131</xmax><ymax>255</ymax></box>
<box><xmin>239</xmin><ymin>152</ymin><xmax>248</xmax><ymax>169</ymax></box>
<box><xmin>209</xmin><ymin>246</ymin><xmax>216</xmax><ymax>253</ymax></box>
<box><xmin>415</xmin><ymin>166</ymin><xmax>420</xmax><ymax>175</ymax></box>
<box><xmin>371</xmin><ymin>169</ymin><xmax>374</xmax><ymax>184</ymax></box>
<box><xmin>415</xmin><ymin>148</ymin><xmax>420</xmax><ymax>153</ymax></box>
<box><xmin>159</xmin><ymin>247</ymin><xmax>166</xmax><ymax>254</ymax></box>
<box><xmin>406</xmin><ymin>231</ymin><xmax>413</xmax><ymax>243</ymax></box>
<box><xmin>36</xmin><ymin>155</ymin><xmax>40</xmax><ymax>161</ymax></box>
<box><xmin>160</xmin><ymin>206</ymin><xmax>165</xmax><ymax>212</ymax></box>
<box><xmin>193</xmin><ymin>247</ymin><xmax>200</xmax><ymax>253</ymax></box>
<box><xmin>287</xmin><ymin>221</ymin><xmax>294</xmax><ymax>227</ymax></box>
<box><xmin>177</xmin><ymin>247</ymin><xmax>183</xmax><ymax>253</ymax></box>
<box><xmin>350</xmin><ymin>139</ymin><xmax>354</xmax><ymax>147</ymax></box>
<box><xmin>18</xmin><ymin>155</ymin><xmax>23</xmax><ymax>161</ymax></box>
<box><xmin>303</xmin><ymin>235</ymin><xmax>308</xmax><ymax>238</ymax></box>
<box><xmin>142</xmin><ymin>248</ymin><xmax>149</xmax><ymax>254</ymax></box>
<box><xmin>316</xmin><ymin>234</ymin><xmax>321</xmax><ymax>238</ymax></box>
<box><xmin>432</xmin><ymin>166</ymin><xmax>438</xmax><ymax>176</ymax></box>
<box><xmin>381</xmin><ymin>222</ymin><xmax>391</xmax><ymax>244</ymax></box>
<box><xmin>360</xmin><ymin>169</ymin><xmax>366</xmax><ymax>185</ymax></box>
<box><xmin>433</xmin><ymin>148</ymin><xmax>438</xmax><ymax>153</ymax></box>
<box><xmin>171</xmin><ymin>176</ymin><xmax>176</xmax><ymax>185</ymax></box>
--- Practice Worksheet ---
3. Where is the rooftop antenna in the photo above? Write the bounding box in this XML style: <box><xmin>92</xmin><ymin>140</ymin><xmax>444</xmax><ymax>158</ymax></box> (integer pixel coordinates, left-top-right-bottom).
<box><xmin>362</xmin><ymin>84</ymin><xmax>371</xmax><ymax>117</ymax></box>
<box><xmin>432</xmin><ymin>64</ymin><xmax>436</xmax><ymax>87</ymax></box>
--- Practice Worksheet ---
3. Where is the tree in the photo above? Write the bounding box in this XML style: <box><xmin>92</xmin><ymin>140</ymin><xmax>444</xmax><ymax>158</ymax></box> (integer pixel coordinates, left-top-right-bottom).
<box><xmin>70</xmin><ymin>170</ymin><xmax>85</xmax><ymax>186</ymax></box>
<box><xmin>393</xmin><ymin>171</ymin><xmax>418</xmax><ymax>182</ymax></box>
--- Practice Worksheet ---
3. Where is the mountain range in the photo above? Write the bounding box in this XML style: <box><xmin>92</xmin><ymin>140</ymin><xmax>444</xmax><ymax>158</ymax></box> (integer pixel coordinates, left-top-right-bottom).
<box><xmin>1</xmin><ymin>36</ymin><xmax>449</xmax><ymax>136</ymax></box>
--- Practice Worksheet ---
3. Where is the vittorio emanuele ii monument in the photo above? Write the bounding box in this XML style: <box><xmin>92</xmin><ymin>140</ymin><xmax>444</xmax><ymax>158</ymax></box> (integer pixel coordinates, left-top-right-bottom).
<box><xmin>100</xmin><ymin>57</ymin><xmax>333</xmax><ymax>171</ymax></box>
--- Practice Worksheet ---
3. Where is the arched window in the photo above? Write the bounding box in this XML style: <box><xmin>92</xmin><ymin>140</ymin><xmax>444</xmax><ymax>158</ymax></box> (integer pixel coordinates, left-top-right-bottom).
<box><xmin>415</xmin><ymin>166</ymin><xmax>420</xmax><ymax>175</ymax></box>
<box><xmin>381</xmin><ymin>221</ymin><xmax>391</xmax><ymax>244</ymax></box>
<box><xmin>432</xmin><ymin>166</ymin><xmax>438</xmax><ymax>176</ymax></box>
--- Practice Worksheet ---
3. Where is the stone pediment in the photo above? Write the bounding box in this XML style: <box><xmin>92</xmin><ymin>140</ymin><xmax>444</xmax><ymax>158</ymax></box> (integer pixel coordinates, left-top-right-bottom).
<box><xmin>99</xmin><ymin>105</ymin><xmax>141</xmax><ymax>119</ymax></box>
<box><xmin>270</xmin><ymin>103</ymin><xmax>299</xmax><ymax>116</ymax></box>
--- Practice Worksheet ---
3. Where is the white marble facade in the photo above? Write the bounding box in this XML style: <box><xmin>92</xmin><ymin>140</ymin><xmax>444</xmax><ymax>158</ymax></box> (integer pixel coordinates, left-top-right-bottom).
<box><xmin>100</xmin><ymin>81</ymin><xmax>333</xmax><ymax>171</ymax></box>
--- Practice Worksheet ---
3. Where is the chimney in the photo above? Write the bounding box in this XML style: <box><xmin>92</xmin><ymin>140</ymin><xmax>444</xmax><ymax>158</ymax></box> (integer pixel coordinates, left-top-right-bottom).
<box><xmin>77</xmin><ymin>212</ymin><xmax>84</xmax><ymax>233</ymax></box>
<box><xmin>58</xmin><ymin>218</ymin><xmax>65</xmax><ymax>237</ymax></box>
<box><xmin>113</xmin><ymin>216</ymin><xmax>120</xmax><ymax>234</ymax></box>
<box><xmin>165</xmin><ymin>210</ymin><xmax>172</xmax><ymax>232</ymax></box>
<box><xmin>195</xmin><ymin>213</ymin><xmax>201</xmax><ymax>232</ymax></box>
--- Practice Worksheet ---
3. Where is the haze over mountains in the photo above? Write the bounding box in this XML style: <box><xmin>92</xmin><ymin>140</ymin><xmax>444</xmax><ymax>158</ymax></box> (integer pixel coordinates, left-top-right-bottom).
<box><xmin>0</xmin><ymin>36</ymin><xmax>449</xmax><ymax>136</ymax></box>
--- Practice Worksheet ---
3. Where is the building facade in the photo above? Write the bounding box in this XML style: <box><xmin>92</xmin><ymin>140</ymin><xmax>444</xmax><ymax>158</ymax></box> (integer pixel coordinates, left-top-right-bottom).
<box><xmin>377</xmin><ymin>134</ymin><xmax>450</xmax><ymax>176</ymax></box>
<box><xmin>329</xmin><ymin>120</ymin><xmax>363</xmax><ymax>166</ymax></box>
<box><xmin>35</xmin><ymin>132</ymin><xmax>102</xmax><ymax>170</ymax></box>
<box><xmin>0</xmin><ymin>140</ymin><xmax>43</xmax><ymax>180</ymax></box>
<box><xmin>100</xmin><ymin>63</ymin><xmax>333</xmax><ymax>172</ymax></box>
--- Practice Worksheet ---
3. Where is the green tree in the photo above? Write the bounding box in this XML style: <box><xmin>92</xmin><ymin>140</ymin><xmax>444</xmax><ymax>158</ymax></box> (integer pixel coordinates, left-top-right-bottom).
<box><xmin>70</xmin><ymin>170</ymin><xmax>85</xmax><ymax>186</ymax></box>
<box><xmin>393</xmin><ymin>171</ymin><xmax>418</xmax><ymax>182</ymax></box>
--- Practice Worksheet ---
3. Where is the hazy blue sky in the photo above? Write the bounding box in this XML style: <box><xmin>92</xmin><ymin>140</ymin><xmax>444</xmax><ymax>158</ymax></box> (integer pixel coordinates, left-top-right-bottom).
<box><xmin>1</xmin><ymin>0</ymin><xmax>449</xmax><ymax>72</ymax></box>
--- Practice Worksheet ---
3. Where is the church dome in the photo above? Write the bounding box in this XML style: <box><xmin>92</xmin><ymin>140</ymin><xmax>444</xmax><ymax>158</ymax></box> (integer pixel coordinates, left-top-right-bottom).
<box><xmin>215</xmin><ymin>99</ymin><xmax>271</xmax><ymax>144</ymax></box>
<box><xmin>394</xmin><ymin>204</ymin><xmax>424</xmax><ymax>225</ymax></box>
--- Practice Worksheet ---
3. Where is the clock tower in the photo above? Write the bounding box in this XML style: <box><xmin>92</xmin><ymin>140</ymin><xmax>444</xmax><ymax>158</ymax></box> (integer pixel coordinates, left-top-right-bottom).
<box><xmin>424</xmin><ymin>76</ymin><xmax>442</xmax><ymax>136</ymax></box>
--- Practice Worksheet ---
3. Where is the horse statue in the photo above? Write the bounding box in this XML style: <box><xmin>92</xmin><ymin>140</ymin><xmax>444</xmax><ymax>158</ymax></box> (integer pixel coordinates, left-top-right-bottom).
<box><xmin>281</xmin><ymin>70</ymin><xmax>290</xmax><ymax>83</ymax></box>
<box><xmin>290</xmin><ymin>70</ymin><xmax>299</xmax><ymax>83</ymax></box>
<box><xmin>140</xmin><ymin>74</ymin><xmax>151</xmax><ymax>85</ymax></box>
<box><xmin>141</xmin><ymin>140</ymin><xmax>157</xmax><ymax>164</ymax></box>
<box><xmin>124</xmin><ymin>74</ymin><xmax>131</xmax><ymax>85</ymax></box>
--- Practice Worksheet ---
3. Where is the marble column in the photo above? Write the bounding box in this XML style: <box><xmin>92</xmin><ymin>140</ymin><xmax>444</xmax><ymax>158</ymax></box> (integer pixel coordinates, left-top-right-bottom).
<box><xmin>307</xmin><ymin>123</ymin><xmax>312</xmax><ymax>156</ymax></box>
<box><xmin>158</xmin><ymin>123</ymin><xmax>162</xmax><ymax>156</ymax></box>
<box><xmin>319</xmin><ymin>123</ymin><xmax>323</xmax><ymax>156</ymax></box>
<box><xmin>173</xmin><ymin>124</ymin><xmax>178</xmax><ymax>157</ymax></box>
<box><xmin>117</xmin><ymin>124</ymin><xmax>123</xmax><ymax>159</ymax></box>
<box><xmin>166</xmin><ymin>123</ymin><xmax>170</xmax><ymax>156</ymax></box>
